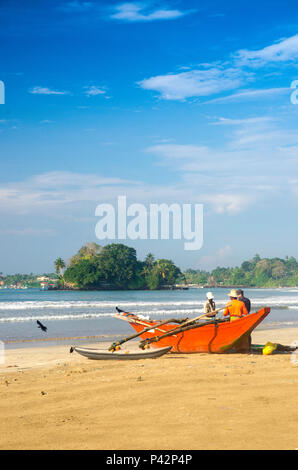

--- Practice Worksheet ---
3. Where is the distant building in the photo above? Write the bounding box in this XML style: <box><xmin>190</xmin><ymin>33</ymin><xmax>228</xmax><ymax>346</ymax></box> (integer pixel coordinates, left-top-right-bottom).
<box><xmin>37</xmin><ymin>276</ymin><xmax>50</xmax><ymax>281</ymax></box>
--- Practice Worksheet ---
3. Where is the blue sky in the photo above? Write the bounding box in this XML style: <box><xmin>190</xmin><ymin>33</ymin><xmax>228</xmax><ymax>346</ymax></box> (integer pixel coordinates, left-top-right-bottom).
<box><xmin>0</xmin><ymin>0</ymin><xmax>298</xmax><ymax>273</ymax></box>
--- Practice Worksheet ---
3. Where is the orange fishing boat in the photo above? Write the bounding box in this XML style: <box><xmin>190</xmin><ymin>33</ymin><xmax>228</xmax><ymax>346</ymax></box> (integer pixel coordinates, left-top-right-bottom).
<box><xmin>115</xmin><ymin>307</ymin><xmax>270</xmax><ymax>353</ymax></box>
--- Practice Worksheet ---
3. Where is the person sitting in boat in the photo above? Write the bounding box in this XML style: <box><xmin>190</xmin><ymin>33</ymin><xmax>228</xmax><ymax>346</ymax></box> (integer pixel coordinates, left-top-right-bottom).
<box><xmin>223</xmin><ymin>289</ymin><xmax>248</xmax><ymax>320</ymax></box>
<box><xmin>224</xmin><ymin>289</ymin><xmax>250</xmax><ymax>352</ymax></box>
<box><xmin>204</xmin><ymin>291</ymin><xmax>216</xmax><ymax>317</ymax></box>
<box><xmin>236</xmin><ymin>289</ymin><xmax>251</xmax><ymax>313</ymax></box>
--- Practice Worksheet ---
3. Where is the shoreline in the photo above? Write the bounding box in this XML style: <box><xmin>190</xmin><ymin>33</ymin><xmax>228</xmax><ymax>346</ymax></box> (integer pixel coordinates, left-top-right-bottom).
<box><xmin>2</xmin><ymin>321</ymin><xmax>298</xmax><ymax>350</ymax></box>
<box><xmin>2</xmin><ymin>326</ymin><xmax>298</xmax><ymax>366</ymax></box>
<box><xmin>2</xmin><ymin>285</ymin><xmax>298</xmax><ymax>291</ymax></box>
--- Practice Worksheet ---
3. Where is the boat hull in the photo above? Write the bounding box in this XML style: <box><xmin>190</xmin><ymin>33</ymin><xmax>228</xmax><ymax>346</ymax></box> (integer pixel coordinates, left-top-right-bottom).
<box><xmin>127</xmin><ymin>308</ymin><xmax>270</xmax><ymax>353</ymax></box>
<box><xmin>72</xmin><ymin>345</ymin><xmax>172</xmax><ymax>360</ymax></box>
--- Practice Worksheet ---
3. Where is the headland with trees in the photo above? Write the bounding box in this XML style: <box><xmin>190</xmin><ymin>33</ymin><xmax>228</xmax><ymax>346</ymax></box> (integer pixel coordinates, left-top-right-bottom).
<box><xmin>1</xmin><ymin>244</ymin><xmax>298</xmax><ymax>290</ymax></box>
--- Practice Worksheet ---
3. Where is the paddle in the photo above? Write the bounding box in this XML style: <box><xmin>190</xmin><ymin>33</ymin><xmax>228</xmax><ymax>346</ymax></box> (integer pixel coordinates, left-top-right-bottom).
<box><xmin>109</xmin><ymin>317</ymin><xmax>184</xmax><ymax>351</ymax></box>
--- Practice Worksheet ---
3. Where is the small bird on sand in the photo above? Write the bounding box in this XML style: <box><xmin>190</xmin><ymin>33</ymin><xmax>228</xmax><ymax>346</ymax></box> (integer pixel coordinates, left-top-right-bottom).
<box><xmin>37</xmin><ymin>320</ymin><xmax>47</xmax><ymax>332</ymax></box>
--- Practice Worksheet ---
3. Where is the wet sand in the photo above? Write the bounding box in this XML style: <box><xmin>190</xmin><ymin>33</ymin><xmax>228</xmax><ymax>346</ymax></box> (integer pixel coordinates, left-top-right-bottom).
<box><xmin>0</xmin><ymin>327</ymin><xmax>297</xmax><ymax>450</ymax></box>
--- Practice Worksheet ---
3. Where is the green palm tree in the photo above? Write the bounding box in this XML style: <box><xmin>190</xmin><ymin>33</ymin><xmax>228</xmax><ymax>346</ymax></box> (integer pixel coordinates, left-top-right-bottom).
<box><xmin>145</xmin><ymin>253</ymin><xmax>155</xmax><ymax>267</ymax></box>
<box><xmin>54</xmin><ymin>258</ymin><xmax>66</xmax><ymax>277</ymax></box>
<box><xmin>142</xmin><ymin>253</ymin><xmax>156</xmax><ymax>277</ymax></box>
<box><xmin>156</xmin><ymin>260</ymin><xmax>167</xmax><ymax>281</ymax></box>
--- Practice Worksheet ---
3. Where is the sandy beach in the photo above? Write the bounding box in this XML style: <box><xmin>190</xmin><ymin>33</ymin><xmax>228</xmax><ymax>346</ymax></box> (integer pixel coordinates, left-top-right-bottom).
<box><xmin>0</xmin><ymin>327</ymin><xmax>297</xmax><ymax>450</ymax></box>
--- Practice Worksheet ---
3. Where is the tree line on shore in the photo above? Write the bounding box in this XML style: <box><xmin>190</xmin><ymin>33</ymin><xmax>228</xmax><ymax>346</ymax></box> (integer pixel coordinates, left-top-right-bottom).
<box><xmin>57</xmin><ymin>246</ymin><xmax>298</xmax><ymax>289</ymax></box>
<box><xmin>2</xmin><ymin>245</ymin><xmax>298</xmax><ymax>289</ymax></box>
<box><xmin>184</xmin><ymin>254</ymin><xmax>298</xmax><ymax>287</ymax></box>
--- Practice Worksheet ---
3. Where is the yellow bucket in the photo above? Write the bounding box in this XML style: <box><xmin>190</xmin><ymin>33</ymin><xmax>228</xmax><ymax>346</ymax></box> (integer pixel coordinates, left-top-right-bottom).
<box><xmin>262</xmin><ymin>341</ymin><xmax>278</xmax><ymax>355</ymax></box>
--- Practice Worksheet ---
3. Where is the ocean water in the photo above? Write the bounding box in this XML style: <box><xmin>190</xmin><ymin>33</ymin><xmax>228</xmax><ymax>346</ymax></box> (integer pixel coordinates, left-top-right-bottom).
<box><xmin>0</xmin><ymin>287</ymin><xmax>298</xmax><ymax>346</ymax></box>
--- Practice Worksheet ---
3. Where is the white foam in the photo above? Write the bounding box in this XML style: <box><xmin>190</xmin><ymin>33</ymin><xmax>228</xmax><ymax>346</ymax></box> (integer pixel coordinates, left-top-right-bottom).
<box><xmin>0</xmin><ymin>312</ymin><xmax>114</xmax><ymax>323</ymax></box>
<box><xmin>0</xmin><ymin>300</ymin><xmax>206</xmax><ymax>310</ymax></box>
<box><xmin>1</xmin><ymin>296</ymin><xmax>298</xmax><ymax>311</ymax></box>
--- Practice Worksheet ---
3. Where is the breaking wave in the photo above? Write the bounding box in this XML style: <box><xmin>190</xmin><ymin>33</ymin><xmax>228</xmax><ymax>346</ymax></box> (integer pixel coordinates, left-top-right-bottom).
<box><xmin>0</xmin><ymin>296</ymin><xmax>298</xmax><ymax>311</ymax></box>
<box><xmin>0</xmin><ymin>300</ymin><xmax>205</xmax><ymax>310</ymax></box>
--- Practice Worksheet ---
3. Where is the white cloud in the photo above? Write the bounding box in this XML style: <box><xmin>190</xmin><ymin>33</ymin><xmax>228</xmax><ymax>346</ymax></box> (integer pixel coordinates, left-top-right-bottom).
<box><xmin>138</xmin><ymin>34</ymin><xmax>298</xmax><ymax>102</ymax></box>
<box><xmin>146</xmin><ymin>145</ymin><xmax>262</xmax><ymax>210</ymax></box>
<box><xmin>199</xmin><ymin>245</ymin><xmax>233</xmax><ymax>271</ymax></box>
<box><xmin>138</xmin><ymin>67</ymin><xmax>244</xmax><ymax>101</ymax></box>
<box><xmin>83</xmin><ymin>85</ymin><xmax>107</xmax><ymax>97</ymax></box>
<box><xmin>208</xmin><ymin>115</ymin><xmax>298</xmax><ymax>150</ymax></box>
<box><xmin>146</xmin><ymin>143</ymin><xmax>211</xmax><ymax>160</ymax></box>
<box><xmin>230</xmin><ymin>128</ymin><xmax>298</xmax><ymax>149</ymax></box>
<box><xmin>0</xmin><ymin>169</ymin><xmax>256</xmax><ymax>218</ymax></box>
<box><xmin>289</xmin><ymin>177</ymin><xmax>298</xmax><ymax>197</ymax></box>
<box><xmin>234</xmin><ymin>34</ymin><xmax>298</xmax><ymax>67</ymax></box>
<box><xmin>212</xmin><ymin>116</ymin><xmax>277</xmax><ymax>126</ymax></box>
<box><xmin>145</xmin><ymin>112</ymin><xmax>298</xmax><ymax>208</ymax></box>
<box><xmin>31</xmin><ymin>171</ymin><xmax>129</xmax><ymax>188</ymax></box>
<box><xmin>206</xmin><ymin>87</ymin><xmax>289</xmax><ymax>104</ymax></box>
<box><xmin>29</xmin><ymin>87</ymin><xmax>70</xmax><ymax>95</ymax></box>
<box><xmin>202</xmin><ymin>194</ymin><xmax>255</xmax><ymax>214</ymax></box>
<box><xmin>217</xmin><ymin>245</ymin><xmax>232</xmax><ymax>257</ymax></box>
<box><xmin>2</xmin><ymin>111</ymin><xmax>298</xmax><ymax>222</ymax></box>
<box><xmin>0</xmin><ymin>172</ymin><xmax>140</xmax><ymax>215</ymax></box>
<box><xmin>110</xmin><ymin>2</ymin><xmax>192</xmax><ymax>22</ymax></box>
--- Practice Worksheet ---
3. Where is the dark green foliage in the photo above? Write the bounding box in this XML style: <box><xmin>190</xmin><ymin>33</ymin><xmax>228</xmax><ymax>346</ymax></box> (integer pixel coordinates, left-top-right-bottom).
<box><xmin>64</xmin><ymin>258</ymin><xmax>101</xmax><ymax>289</ymax></box>
<box><xmin>69</xmin><ymin>242</ymin><xmax>102</xmax><ymax>266</ymax></box>
<box><xmin>97</xmin><ymin>244</ymin><xmax>140</xmax><ymax>289</ymax></box>
<box><xmin>184</xmin><ymin>254</ymin><xmax>298</xmax><ymax>287</ymax></box>
<box><xmin>62</xmin><ymin>243</ymin><xmax>181</xmax><ymax>290</ymax></box>
<box><xmin>144</xmin><ymin>259</ymin><xmax>181</xmax><ymax>290</ymax></box>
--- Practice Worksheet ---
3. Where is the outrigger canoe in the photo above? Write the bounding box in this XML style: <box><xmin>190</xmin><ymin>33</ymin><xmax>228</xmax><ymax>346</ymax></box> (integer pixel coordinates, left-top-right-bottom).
<box><xmin>115</xmin><ymin>307</ymin><xmax>270</xmax><ymax>353</ymax></box>
<box><xmin>70</xmin><ymin>345</ymin><xmax>172</xmax><ymax>360</ymax></box>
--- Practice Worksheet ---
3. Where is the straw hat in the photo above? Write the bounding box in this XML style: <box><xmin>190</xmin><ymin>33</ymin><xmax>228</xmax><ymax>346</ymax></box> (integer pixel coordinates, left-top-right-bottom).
<box><xmin>206</xmin><ymin>291</ymin><xmax>214</xmax><ymax>300</ymax></box>
<box><xmin>227</xmin><ymin>289</ymin><xmax>238</xmax><ymax>297</ymax></box>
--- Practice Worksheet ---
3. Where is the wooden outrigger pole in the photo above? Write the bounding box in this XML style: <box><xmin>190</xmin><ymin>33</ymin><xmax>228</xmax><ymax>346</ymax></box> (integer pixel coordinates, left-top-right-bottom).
<box><xmin>139</xmin><ymin>317</ymin><xmax>228</xmax><ymax>349</ymax></box>
<box><xmin>109</xmin><ymin>317</ymin><xmax>183</xmax><ymax>351</ymax></box>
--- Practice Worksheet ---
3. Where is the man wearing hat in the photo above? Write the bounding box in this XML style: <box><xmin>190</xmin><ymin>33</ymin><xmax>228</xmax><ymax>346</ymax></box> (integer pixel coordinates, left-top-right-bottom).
<box><xmin>204</xmin><ymin>292</ymin><xmax>216</xmax><ymax>317</ymax></box>
<box><xmin>223</xmin><ymin>289</ymin><xmax>248</xmax><ymax>321</ymax></box>
<box><xmin>223</xmin><ymin>289</ymin><xmax>250</xmax><ymax>352</ymax></box>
